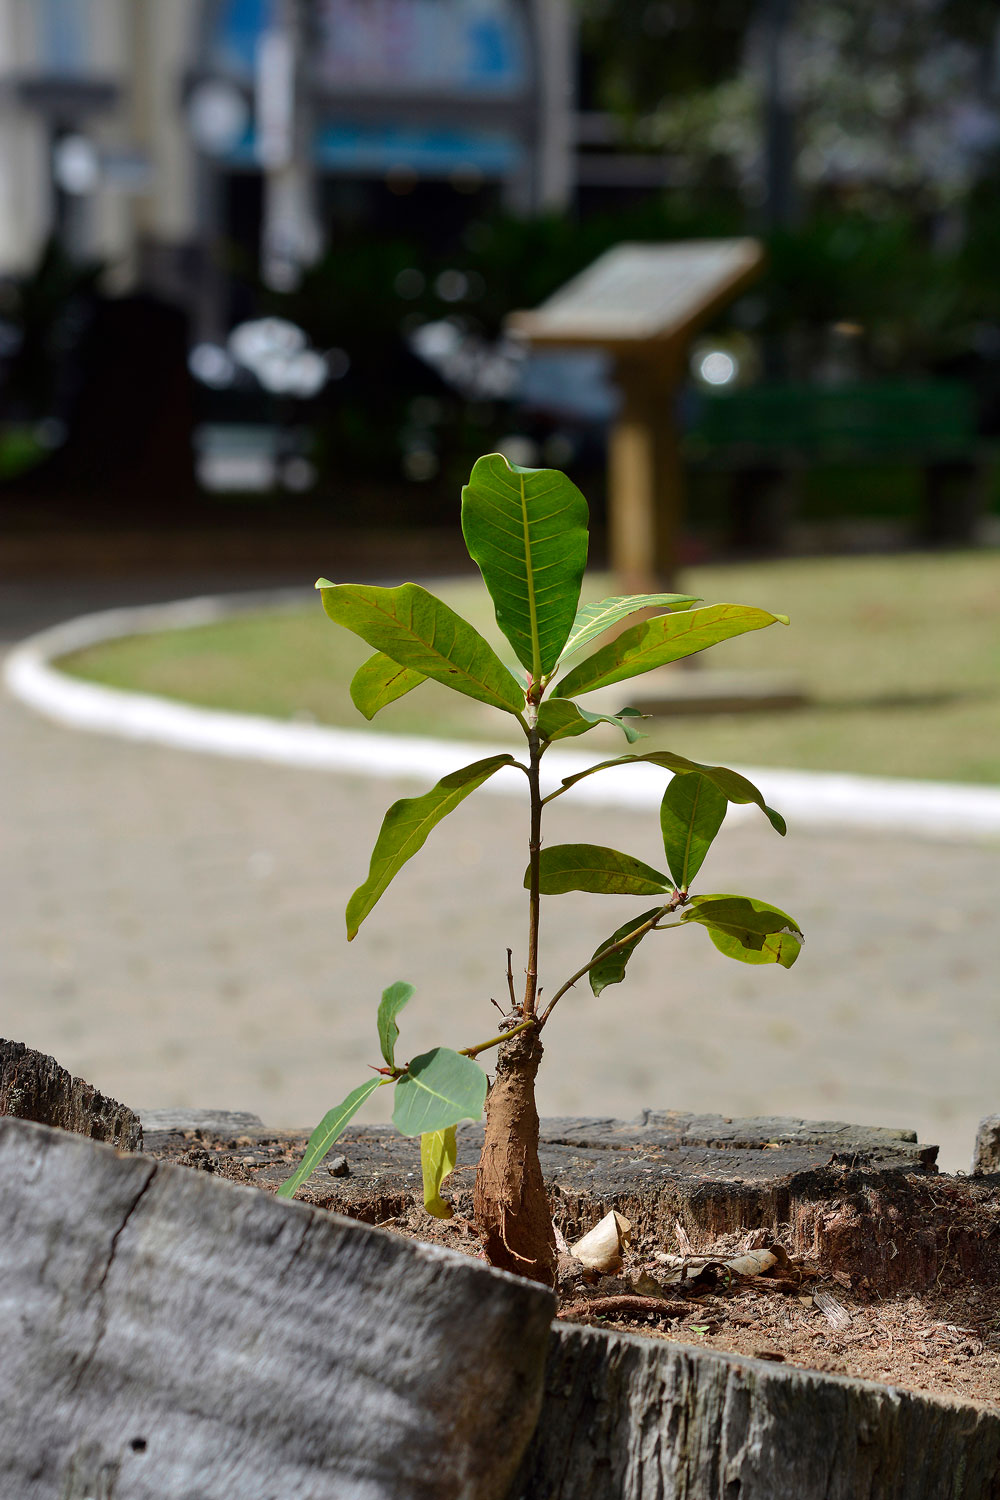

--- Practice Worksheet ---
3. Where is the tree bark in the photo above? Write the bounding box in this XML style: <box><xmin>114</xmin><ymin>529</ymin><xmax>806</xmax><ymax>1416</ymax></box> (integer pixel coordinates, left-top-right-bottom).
<box><xmin>511</xmin><ymin>1323</ymin><xmax>1000</xmax><ymax>1499</ymax></box>
<box><xmin>474</xmin><ymin>1026</ymin><xmax>557</xmax><ymax>1287</ymax></box>
<box><xmin>0</xmin><ymin>1037</ymin><xmax>141</xmax><ymax>1150</ymax></box>
<box><xmin>0</xmin><ymin>1115</ymin><xmax>555</xmax><ymax>1500</ymax></box>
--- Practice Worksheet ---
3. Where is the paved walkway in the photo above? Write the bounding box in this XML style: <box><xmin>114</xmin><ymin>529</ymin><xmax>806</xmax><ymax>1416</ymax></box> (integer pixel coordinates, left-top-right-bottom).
<box><xmin>2</xmin><ymin>574</ymin><xmax>998</xmax><ymax>1172</ymax></box>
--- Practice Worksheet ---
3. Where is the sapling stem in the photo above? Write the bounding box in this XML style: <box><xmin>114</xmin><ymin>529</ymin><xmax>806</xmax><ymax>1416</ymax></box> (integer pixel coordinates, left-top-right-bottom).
<box><xmin>459</xmin><ymin>1017</ymin><xmax>536</xmax><ymax>1059</ymax></box>
<box><xmin>523</xmin><ymin>728</ymin><xmax>544</xmax><ymax>1020</ymax></box>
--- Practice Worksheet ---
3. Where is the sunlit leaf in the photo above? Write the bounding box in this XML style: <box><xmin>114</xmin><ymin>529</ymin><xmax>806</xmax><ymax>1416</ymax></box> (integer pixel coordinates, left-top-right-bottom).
<box><xmin>347</xmin><ymin>755</ymin><xmax>518</xmax><ymax>939</ymax></box>
<box><xmin>589</xmin><ymin>908</ymin><xmax>664</xmax><ymax>996</ymax></box>
<box><xmin>350</xmin><ymin>652</ymin><xmax>426</xmax><ymax>720</ymax></box>
<box><xmin>275</xmin><ymin>1078</ymin><xmax>381</xmax><ymax>1200</ymax></box>
<box><xmin>461</xmin><ymin>454</ymin><xmax>589</xmax><ymax>678</ymax></box>
<box><xmin>420</xmin><ymin>1126</ymin><xmax>458</xmax><ymax>1219</ymax></box>
<box><xmin>552</xmin><ymin>750</ymin><xmax>785</xmax><ymax>833</ymax></box>
<box><xmin>533</xmin><ymin>844</ymin><xmax>671</xmax><ymax>897</ymax></box>
<box><xmin>317</xmin><ymin>579</ymin><xmax>525</xmax><ymax>717</ymax></box>
<box><xmin>553</xmin><ymin>603</ymin><xmax>788</xmax><ymax>697</ymax></box>
<box><xmin>660</xmin><ymin>773</ymin><xmax>728</xmax><ymax>889</ymax></box>
<box><xmin>376</xmin><ymin>980</ymin><xmax>414</xmax><ymax>1070</ymax></box>
<box><xmin>559</xmin><ymin>593</ymin><xmax>700</xmax><ymax>662</ymax></box>
<box><xmin>393</xmin><ymin>1048</ymin><xmax>488</xmax><ymax>1136</ymax></box>
<box><xmin>681</xmin><ymin>894</ymin><xmax>804</xmax><ymax>968</ymax></box>
<box><xmin>537</xmin><ymin>698</ymin><xmax>646</xmax><ymax>745</ymax></box>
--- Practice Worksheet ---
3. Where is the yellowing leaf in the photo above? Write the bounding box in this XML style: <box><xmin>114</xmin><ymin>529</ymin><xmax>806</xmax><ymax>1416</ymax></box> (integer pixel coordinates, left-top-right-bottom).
<box><xmin>420</xmin><ymin>1126</ymin><xmax>458</xmax><ymax>1219</ymax></box>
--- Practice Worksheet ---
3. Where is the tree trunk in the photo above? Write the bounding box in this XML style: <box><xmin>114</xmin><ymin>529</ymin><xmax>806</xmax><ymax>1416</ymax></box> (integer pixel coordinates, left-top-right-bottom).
<box><xmin>474</xmin><ymin>1026</ymin><xmax>557</xmax><ymax>1287</ymax></box>
<box><xmin>511</xmin><ymin>1323</ymin><xmax>1000</xmax><ymax>1499</ymax></box>
<box><xmin>0</xmin><ymin>1115</ymin><xmax>555</xmax><ymax>1500</ymax></box>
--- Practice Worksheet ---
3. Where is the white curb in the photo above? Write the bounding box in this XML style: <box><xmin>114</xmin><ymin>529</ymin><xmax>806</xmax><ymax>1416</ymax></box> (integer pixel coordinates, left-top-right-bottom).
<box><xmin>4</xmin><ymin>593</ymin><xmax>1000</xmax><ymax>842</ymax></box>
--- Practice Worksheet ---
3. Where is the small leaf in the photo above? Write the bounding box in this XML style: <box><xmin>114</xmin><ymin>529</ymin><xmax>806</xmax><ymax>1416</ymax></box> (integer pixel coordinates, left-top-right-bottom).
<box><xmin>317</xmin><ymin>579</ymin><xmax>525</xmax><ymax>717</ymax></box>
<box><xmin>275</xmin><ymin>1078</ymin><xmax>381</xmax><ymax>1200</ymax></box>
<box><xmin>553</xmin><ymin>603</ymin><xmax>788</xmax><ymax>697</ymax></box>
<box><xmin>533</xmin><ymin>844</ymin><xmax>671</xmax><ymax>897</ymax></box>
<box><xmin>681</xmin><ymin>894</ymin><xmax>803</xmax><ymax>969</ymax></box>
<box><xmin>420</xmin><ymin>1126</ymin><xmax>458</xmax><ymax>1219</ymax></box>
<box><xmin>461</xmin><ymin>454</ymin><xmax>589</xmax><ymax>678</ymax></box>
<box><xmin>376</xmin><ymin>980</ymin><xmax>414</xmax><ymax>1070</ymax></box>
<box><xmin>537</xmin><ymin>698</ymin><xmax>646</xmax><ymax>745</ymax></box>
<box><xmin>589</xmin><ymin>908</ymin><xmax>664</xmax><ymax>996</ymax></box>
<box><xmin>393</xmin><ymin>1048</ymin><xmax>488</xmax><ymax>1136</ymax></box>
<box><xmin>554</xmin><ymin>751</ymin><xmax>785</xmax><ymax>834</ymax></box>
<box><xmin>347</xmin><ymin>755</ymin><xmax>517</xmax><ymax>939</ymax></box>
<box><xmin>660</xmin><ymin>773</ymin><xmax>728</xmax><ymax>889</ymax></box>
<box><xmin>559</xmin><ymin>593</ymin><xmax>700</xmax><ymax>662</ymax></box>
<box><xmin>350</xmin><ymin>652</ymin><xmax>426</xmax><ymax>720</ymax></box>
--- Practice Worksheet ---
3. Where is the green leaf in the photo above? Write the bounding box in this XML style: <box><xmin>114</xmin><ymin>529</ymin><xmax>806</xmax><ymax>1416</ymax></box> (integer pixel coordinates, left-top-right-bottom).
<box><xmin>347</xmin><ymin>755</ymin><xmax>517</xmax><ymax>939</ymax></box>
<box><xmin>553</xmin><ymin>751</ymin><xmax>785</xmax><ymax>834</ymax></box>
<box><xmin>461</xmin><ymin>454</ymin><xmax>589</xmax><ymax>679</ymax></box>
<box><xmin>393</xmin><ymin>1048</ymin><xmax>488</xmax><ymax>1136</ymax></box>
<box><xmin>681</xmin><ymin>894</ymin><xmax>804</xmax><ymax>968</ymax></box>
<box><xmin>660</xmin><ymin>773</ymin><xmax>728</xmax><ymax>889</ymax></box>
<box><xmin>559</xmin><ymin>593</ymin><xmax>700</xmax><ymax>662</ymax></box>
<box><xmin>350</xmin><ymin>652</ymin><xmax>426</xmax><ymax>720</ymax></box>
<box><xmin>533</xmin><ymin>844</ymin><xmax>671</xmax><ymax>897</ymax></box>
<box><xmin>420</xmin><ymin>1126</ymin><xmax>458</xmax><ymax>1219</ymax></box>
<box><xmin>537</xmin><ymin>698</ymin><xmax>646</xmax><ymax>745</ymax></box>
<box><xmin>589</xmin><ymin>908</ymin><xmax>664</xmax><ymax>996</ymax></box>
<box><xmin>317</xmin><ymin>579</ymin><xmax>525</xmax><ymax>718</ymax></box>
<box><xmin>553</xmin><ymin>603</ymin><xmax>788</xmax><ymax>697</ymax></box>
<box><xmin>376</xmin><ymin>980</ymin><xmax>414</xmax><ymax>1069</ymax></box>
<box><xmin>275</xmin><ymin>1078</ymin><xmax>381</xmax><ymax>1200</ymax></box>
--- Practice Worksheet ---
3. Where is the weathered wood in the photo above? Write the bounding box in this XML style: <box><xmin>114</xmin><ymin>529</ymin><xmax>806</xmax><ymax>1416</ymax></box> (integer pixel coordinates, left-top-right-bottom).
<box><xmin>512</xmin><ymin>1323</ymin><xmax>1000</xmax><ymax>1500</ymax></box>
<box><xmin>973</xmin><ymin>1115</ymin><xmax>1000</xmax><ymax>1175</ymax></box>
<box><xmin>0</xmin><ymin>1116</ymin><xmax>555</xmax><ymax>1500</ymax></box>
<box><xmin>144</xmin><ymin>1109</ymin><xmax>960</xmax><ymax>1294</ymax></box>
<box><xmin>0</xmin><ymin>1037</ymin><xmax>141</xmax><ymax>1150</ymax></box>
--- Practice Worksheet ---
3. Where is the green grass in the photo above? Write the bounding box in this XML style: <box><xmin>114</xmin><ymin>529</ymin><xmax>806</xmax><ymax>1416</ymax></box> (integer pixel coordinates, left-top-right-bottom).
<box><xmin>59</xmin><ymin>550</ymin><xmax>1000</xmax><ymax>785</ymax></box>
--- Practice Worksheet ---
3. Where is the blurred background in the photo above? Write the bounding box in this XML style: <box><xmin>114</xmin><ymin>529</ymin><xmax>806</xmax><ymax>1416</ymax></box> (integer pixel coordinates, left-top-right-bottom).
<box><xmin>2</xmin><ymin>0</ymin><xmax>1000</xmax><ymax>553</ymax></box>
<box><xmin>2</xmin><ymin>1</ymin><xmax>999</xmax><ymax>1169</ymax></box>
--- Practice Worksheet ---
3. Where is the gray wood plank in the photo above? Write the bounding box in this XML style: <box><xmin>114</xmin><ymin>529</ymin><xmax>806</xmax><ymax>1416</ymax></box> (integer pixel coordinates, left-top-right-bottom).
<box><xmin>0</xmin><ymin>1116</ymin><xmax>554</xmax><ymax>1500</ymax></box>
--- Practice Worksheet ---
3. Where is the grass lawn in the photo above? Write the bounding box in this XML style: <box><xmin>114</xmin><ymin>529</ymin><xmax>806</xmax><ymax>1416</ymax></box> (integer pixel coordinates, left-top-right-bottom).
<box><xmin>58</xmin><ymin>550</ymin><xmax>1000</xmax><ymax>785</ymax></box>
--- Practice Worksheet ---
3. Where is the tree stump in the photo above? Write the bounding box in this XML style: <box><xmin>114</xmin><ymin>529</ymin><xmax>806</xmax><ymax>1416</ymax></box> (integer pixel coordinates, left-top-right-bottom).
<box><xmin>512</xmin><ymin>1323</ymin><xmax>1000</xmax><ymax>1499</ymax></box>
<box><xmin>0</xmin><ymin>1038</ymin><xmax>141</xmax><ymax>1150</ymax></box>
<box><xmin>0</xmin><ymin>1115</ymin><xmax>554</xmax><ymax>1500</ymax></box>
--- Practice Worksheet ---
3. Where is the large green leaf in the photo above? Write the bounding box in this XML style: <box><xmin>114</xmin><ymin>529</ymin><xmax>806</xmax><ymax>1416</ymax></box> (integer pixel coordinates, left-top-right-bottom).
<box><xmin>559</xmin><ymin>593</ymin><xmax>700</xmax><ymax>662</ymax></box>
<box><xmin>534</xmin><ymin>844</ymin><xmax>671</xmax><ymax>897</ymax></box>
<box><xmin>393</xmin><ymin>1048</ymin><xmax>488</xmax><ymax>1136</ymax></box>
<box><xmin>681</xmin><ymin>894</ymin><xmax>803</xmax><ymax>968</ymax></box>
<box><xmin>660</xmin><ymin>773</ymin><xmax>728</xmax><ymax>889</ymax></box>
<box><xmin>347</xmin><ymin>755</ymin><xmax>517</xmax><ymax>939</ymax></box>
<box><xmin>460</xmin><ymin>454</ymin><xmax>589</xmax><ymax>679</ymax></box>
<box><xmin>589</xmin><ymin>908</ymin><xmax>664</xmax><ymax>996</ymax></box>
<box><xmin>317</xmin><ymin>580</ymin><xmax>525</xmax><ymax>717</ymax></box>
<box><xmin>420</xmin><ymin>1126</ymin><xmax>458</xmax><ymax>1219</ymax></box>
<box><xmin>537</xmin><ymin>698</ymin><xmax>645</xmax><ymax>745</ymax></box>
<box><xmin>376</xmin><ymin>980</ymin><xmax>414</xmax><ymax>1070</ymax></box>
<box><xmin>351</xmin><ymin>652</ymin><xmax>426</xmax><ymax>720</ymax></box>
<box><xmin>275</xmin><ymin>1078</ymin><xmax>381</xmax><ymax>1200</ymax></box>
<box><xmin>553</xmin><ymin>603</ymin><xmax>788</xmax><ymax>697</ymax></box>
<box><xmin>551</xmin><ymin>751</ymin><xmax>785</xmax><ymax>834</ymax></box>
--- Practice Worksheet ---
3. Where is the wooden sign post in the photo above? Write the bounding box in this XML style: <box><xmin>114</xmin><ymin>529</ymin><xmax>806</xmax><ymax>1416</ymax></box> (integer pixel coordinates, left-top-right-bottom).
<box><xmin>508</xmin><ymin>240</ymin><xmax>765</xmax><ymax>592</ymax></box>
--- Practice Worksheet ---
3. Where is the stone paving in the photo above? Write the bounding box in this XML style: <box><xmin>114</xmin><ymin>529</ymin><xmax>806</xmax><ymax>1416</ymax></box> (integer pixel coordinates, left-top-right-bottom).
<box><xmin>2</xmin><ymin>574</ymin><xmax>998</xmax><ymax>1172</ymax></box>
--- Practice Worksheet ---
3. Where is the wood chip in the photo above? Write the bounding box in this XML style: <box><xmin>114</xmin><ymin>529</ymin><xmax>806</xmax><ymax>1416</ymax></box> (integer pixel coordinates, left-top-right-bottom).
<box><xmin>814</xmin><ymin>1289</ymin><xmax>852</xmax><ymax>1331</ymax></box>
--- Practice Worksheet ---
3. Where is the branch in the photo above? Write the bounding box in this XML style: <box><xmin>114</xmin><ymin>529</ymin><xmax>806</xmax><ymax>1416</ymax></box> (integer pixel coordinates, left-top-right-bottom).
<box><xmin>536</xmin><ymin>904</ymin><xmax>683</xmax><ymax>1029</ymax></box>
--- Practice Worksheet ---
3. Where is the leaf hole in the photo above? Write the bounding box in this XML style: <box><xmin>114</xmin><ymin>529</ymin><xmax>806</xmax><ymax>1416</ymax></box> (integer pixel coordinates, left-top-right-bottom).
<box><xmin>130</xmin><ymin>1438</ymin><xmax>147</xmax><ymax>1453</ymax></box>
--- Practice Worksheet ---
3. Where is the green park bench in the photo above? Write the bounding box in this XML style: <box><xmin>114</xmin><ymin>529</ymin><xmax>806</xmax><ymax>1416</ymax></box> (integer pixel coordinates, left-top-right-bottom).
<box><xmin>684</xmin><ymin>380</ymin><xmax>986</xmax><ymax>548</ymax></box>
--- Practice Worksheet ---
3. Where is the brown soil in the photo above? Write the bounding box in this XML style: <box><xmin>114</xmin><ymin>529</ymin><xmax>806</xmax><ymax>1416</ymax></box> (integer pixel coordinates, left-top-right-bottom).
<box><xmin>148</xmin><ymin>1125</ymin><xmax>1000</xmax><ymax>1411</ymax></box>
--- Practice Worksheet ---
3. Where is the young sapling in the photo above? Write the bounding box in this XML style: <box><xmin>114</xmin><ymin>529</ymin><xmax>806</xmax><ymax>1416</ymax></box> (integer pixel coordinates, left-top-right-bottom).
<box><xmin>278</xmin><ymin>454</ymin><xmax>802</xmax><ymax>1287</ymax></box>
